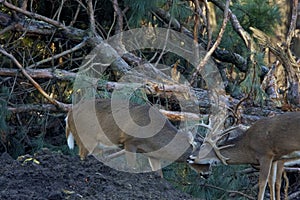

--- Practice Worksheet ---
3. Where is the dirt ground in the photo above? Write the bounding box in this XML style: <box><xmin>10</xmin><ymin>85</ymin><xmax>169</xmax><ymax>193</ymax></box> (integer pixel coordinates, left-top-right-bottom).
<box><xmin>0</xmin><ymin>149</ymin><xmax>196</xmax><ymax>200</ymax></box>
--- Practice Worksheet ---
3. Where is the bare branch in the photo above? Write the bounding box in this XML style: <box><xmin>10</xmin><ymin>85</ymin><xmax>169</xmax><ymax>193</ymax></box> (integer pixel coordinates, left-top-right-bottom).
<box><xmin>7</xmin><ymin>103</ymin><xmax>203</xmax><ymax>123</ymax></box>
<box><xmin>69</xmin><ymin>3</ymin><xmax>81</xmax><ymax>26</ymax></box>
<box><xmin>209</xmin><ymin>0</ymin><xmax>252</xmax><ymax>48</ymax></box>
<box><xmin>286</xmin><ymin>0</ymin><xmax>299</xmax><ymax>65</ymax></box>
<box><xmin>87</xmin><ymin>0</ymin><xmax>96</xmax><ymax>36</ymax></box>
<box><xmin>198</xmin><ymin>183</ymin><xmax>255</xmax><ymax>200</ymax></box>
<box><xmin>0</xmin><ymin>0</ymin><xmax>68</xmax><ymax>30</ymax></box>
<box><xmin>153</xmin><ymin>7</ymin><xmax>247</xmax><ymax>72</ymax></box>
<box><xmin>111</xmin><ymin>0</ymin><xmax>123</xmax><ymax>34</ymax></box>
<box><xmin>8</xmin><ymin>104</ymin><xmax>61</xmax><ymax>113</ymax></box>
<box><xmin>190</xmin><ymin>0</ymin><xmax>230</xmax><ymax>85</ymax></box>
<box><xmin>159</xmin><ymin>109</ymin><xmax>205</xmax><ymax>121</ymax></box>
<box><xmin>27</xmin><ymin>39</ymin><xmax>87</xmax><ymax>69</ymax></box>
<box><xmin>0</xmin><ymin>68</ymin><xmax>76</xmax><ymax>80</ymax></box>
<box><xmin>0</xmin><ymin>46</ymin><xmax>69</xmax><ymax>111</ymax></box>
<box><xmin>286</xmin><ymin>0</ymin><xmax>298</xmax><ymax>49</ymax></box>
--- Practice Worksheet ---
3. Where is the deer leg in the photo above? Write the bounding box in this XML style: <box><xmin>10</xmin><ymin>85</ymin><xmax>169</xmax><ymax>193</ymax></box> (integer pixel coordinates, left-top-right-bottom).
<box><xmin>148</xmin><ymin>157</ymin><xmax>163</xmax><ymax>178</ymax></box>
<box><xmin>124</xmin><ymin>144</ymin><xmax>137</xmax><ymax>170</ymax></box>
<box><xmin>275</xmin><ymin>160</ymin><xmax>285</xmax><ymax>200</ymax></box>
<box><xmin>258</xmin><ymin>156</ymin><xmax>274</xmax><ymax>200</ymax></box>
<box><xmin>283</xmin><ymin>171</ymin><xmax>289</xmax><ymax>200</ymax></box>
<box><xmin>268</xmin><ymin>161</ymin><xmax>277</xmax><ymax>200</ymax></box>
<box><xmin>79</xmin><ymin>145</ymin><xmax>89</xmax><ymax>160</ymax></box>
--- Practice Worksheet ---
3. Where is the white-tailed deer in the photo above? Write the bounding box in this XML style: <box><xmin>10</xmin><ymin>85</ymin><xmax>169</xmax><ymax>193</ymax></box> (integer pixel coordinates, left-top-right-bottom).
<box><xmin>66</xmin><ymin>98</ymin><xmax>209</xmax><ymax>176</ymax></box>
<box><xmin>188</xmin><ymin>112</ymin><xmax>300</xmax><ymax>200</ymax></box>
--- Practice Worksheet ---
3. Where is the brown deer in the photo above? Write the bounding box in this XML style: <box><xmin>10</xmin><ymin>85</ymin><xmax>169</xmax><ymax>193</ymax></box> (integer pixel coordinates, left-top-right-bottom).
<box><xmin>188</xmin><ymin>112</ymin><xmax>300</xmax><ymax>200</ymax></box>
<box><xmin>66</xmin><ymin>98</ymin><xmax>209</xmax><ymax>176</ymax></box>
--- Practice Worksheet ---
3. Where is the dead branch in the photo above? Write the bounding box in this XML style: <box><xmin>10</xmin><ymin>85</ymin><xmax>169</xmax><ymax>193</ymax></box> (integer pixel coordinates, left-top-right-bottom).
<box><xmin>191</xmin><ymin>0</ymin><xmax>230</xmax><ymax>85</ymax></box>
<box><xmin>284</xmin><ymin>167</ymin><xmax>300</xmax><ymax>173</ymax></box>
<box><xmin>7</xmin><ymin>103</ymin><xmax>203</xmax><ymax>122</ymax></box>
<box><xmin>193</xmin><ymin>0</ymin><xmax>212</xmax><ymax>49</ymax></box>
<box><xmin>0</xmin><ymin>0</ymin><xmax>68</xmax><ymax>30</ymax></box>
<box><xmin>0</xmin><ymin>68</ymin><xmax>76</xmax><ymax>80</ymax></box>
<box><xmin>69</xmin><ymin>3</ymin><xmax>81</xmax><ymax>26</ymax></box>
<box><xmin>199</xmin><ymin>183</ymin><xmax>255</xmax><ymax>200</ymax></box>
<box><xmin>159</xmin><ymin>109</ymin><xmax>204</xmax><ymax>121</ymax></box>
<box><xmin>204</xmin><ymin>1</ymin><xmax>212</xmax><ymax>49</ymax></box>
<box><xmin>153</xmin><ymin>7</ymin><xmax>248</xmax><ymax>72</ymax></box>
<box><xmin>193</xmin><ymin>0</ymin><xmax>200</xmax><ymax>44</ymax></box>
<box><xmin>0</xmin><ymin>67</ymin><xmax>210</xmax><ymax>106</ymax></box>
<box><xmin>27</xmin><ymin>39</ymin><xmax>87</xmax><ymax>69</ymax></box>
<box><xmin>0</xmin><ymin>47</ymin><xmax>69</xmax><ymax>111</ymax></box>
<box><xmin>0</xmin><ymin>10</ymin><xmax>86</xmax><ymax>40</ymax></box>
<box><xmin>8</xmin><ymin>104</ymin><xmax>59</xmax><ymax>113</ymax></box>
<box><xmin>210</xmin><ymin>0</ymin><xmax>252</xmax><ymax>48</ymax></box>
<box><xmin>251</xmin><ymin>27</ymin><xmax>300</xmax><ymax>86</ymax></box>
<box><xmin>288</xmin><ymin>191</ymin><xmax>300</xmax><ymax>199</ymax></box>
<box><xmin>111</xmin><ymin>0</ymin><xmax>123</xmax><ymax>34</ymax></box>
<box><xmin>286</xmin><ymin>0</ymin><xmax>299</xmax><ymax>64</ymax></box>
<box><xmin>87</xmin><ymin>0</ymin><xmax>97</xmax><ymax>36</ymax></box>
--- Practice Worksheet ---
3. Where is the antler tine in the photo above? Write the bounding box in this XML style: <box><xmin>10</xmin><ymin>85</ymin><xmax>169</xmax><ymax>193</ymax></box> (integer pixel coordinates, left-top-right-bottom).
<box><xmin>217</xmin><ymin>126</ymin><xmax>239</xmax><ymax>140</ymax></box>
<box><xmin>200</xmin><ymin>115</ymin><xmax>236</xmax><ymax>165</ymax></box>
<box><xmin>196</xmin><ymin>117</ymin><xmax>213</xmax><ymax>130</ymax></box>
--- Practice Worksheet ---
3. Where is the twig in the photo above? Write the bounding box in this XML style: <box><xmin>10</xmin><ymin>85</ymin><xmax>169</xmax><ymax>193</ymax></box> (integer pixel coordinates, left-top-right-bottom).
<box><xmin>201</xmin><ymin>183</ymin><xmax>255</xmax><ymax>200</ymax></box>
<box><xmin>154</xmin><ymin>14</ymin><xmax>173</xmax><ymax>68</ymax></box>
<box><xmin>190</xmin><ymin>0</ymin><xmax>230</xmax><ymax>85</ymax></box>
<box><xmin>194</xmin><ymin>0</ymin><xmax>212</xmax><ymax>49</ymax></box>
<box><xmin>87</xmin><ymin>0</ymin><xmax>96</xmax><ymax>36</ymax></box>
<box><xmin>69</xmin><ymin>3</ymin><xmax>81</xmax><ymax>26</ymax></box>
<box><xmin>153</xmin><ymin>7</ymin><xmax>248</xmax><ymax>71</ymax></box>
<box><xmin>204</xmin><ymin>0</ymin><xmax>212</xmax><ymax>49</ymax></box>
<box><xmin>27</xmin><ymin>38</ymin><xmax>87</xmax><ymax>69</ymax></box>
<box><xmin>0</xmin><ymin>47</ymin><xmax>69</xmax><ymax>111</ymax></box>
<box><xmin>53</xmin><ymin>0</ymin><xmax>67</xmax><ymax>21</ymax></box>
<box><xmin>288</xmin><ymin>191</ymin><xmax>300</xmax><ymax>199</ymax></box>
<box><xmin>286</xmin><ymin>0</ymin><xmax>298</xmax><ymax>50</ymax></box>
<box><xmin>210</xmin><ymin>0</ymin><xmax>251</xmax><ymax>48</ymax></box>
<box><xmin>0</xmin><ymin>0</ymin><xmax>68</xmax><ymax>31</ymax></box>
<box><xmin>111</xmin><ymin>0</ymin><xmax>123</xmax><ymax>34</ymax></box>
<box><xmin>286</xmin><ymin>0</ymin><xmax>299</xmax><ymax>64</ymax></box>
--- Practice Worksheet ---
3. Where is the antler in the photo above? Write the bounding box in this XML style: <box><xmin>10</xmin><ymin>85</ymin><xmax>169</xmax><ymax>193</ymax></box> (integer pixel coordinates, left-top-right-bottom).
<box><xmin>198</xmin><ymin>116</ymin><xmax>238</xmax><ymax>165</ymax></box>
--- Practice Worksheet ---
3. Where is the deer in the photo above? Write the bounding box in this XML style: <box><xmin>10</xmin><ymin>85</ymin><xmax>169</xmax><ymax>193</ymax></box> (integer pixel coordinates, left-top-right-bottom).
<box><xmin>65</xmin><ymin>98</ymin><xmax>210</xmax><ymax>177</ymax></box>
<box><xmin>188</xmin><ymin>112</ymin><xmax>300</xmax><ymax>200</ymax></box>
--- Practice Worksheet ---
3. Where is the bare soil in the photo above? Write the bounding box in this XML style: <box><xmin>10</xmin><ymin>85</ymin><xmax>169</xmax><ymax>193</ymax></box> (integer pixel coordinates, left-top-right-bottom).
<box><xmin>0</xmin><ymin>149</ymin><xmax>196</xmax><ymax>200</ymax></box>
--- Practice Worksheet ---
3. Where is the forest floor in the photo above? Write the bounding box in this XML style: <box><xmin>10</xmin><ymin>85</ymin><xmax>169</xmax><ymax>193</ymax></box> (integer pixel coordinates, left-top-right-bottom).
<box><xmin>0</xmin><ymin>149</ymin><xmax>197</xmax><ymax>200</ymax></box>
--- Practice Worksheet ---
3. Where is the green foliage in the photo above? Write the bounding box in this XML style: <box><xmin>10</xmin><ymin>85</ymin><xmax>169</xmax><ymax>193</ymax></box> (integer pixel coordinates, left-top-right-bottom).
<box><xmin>165</xmin><ymin>163</ymin><xmax>256</xmax><ymax>199</ymax></box>
<box><xmin>234</xmin><ymin>0</ymin><xmax>281</xmax><ymax>35</ymax></box>
<box><xmin>124</xmin><ymin>0</ymin><xmax>165</xmax><ymax>26</ymax></box>
<box><xmin>0</xmin><ymin>87</ymin><xmax>10</xmax><ymax>153</ymax></box>
<box><xmin>218</xmin><ymin>1</ymin><xmax>281</xmax><ymax>55</ymax></box>
<box><xmin>124</xmin><ymin>0</ymin><xmax>192</xmax><ymax>28</ymax></box>
<box><xmin>240</xmin><ymin>53</ymin><xmax>267</xmax><ymax>105</ymax></box>
<box><xmin>168</xmin><ymin>0</ymin><xmax>193</xmax><ymax>24</ymax></box>
<box><xmin>0</xmin><ymin>87</ymin><xmax>9</xmax><ymax>134</ymax></box>
<box><xmin>7</xmin><ymin>127</ymin><xmax>27</xmax><ymax>159</ymax></box>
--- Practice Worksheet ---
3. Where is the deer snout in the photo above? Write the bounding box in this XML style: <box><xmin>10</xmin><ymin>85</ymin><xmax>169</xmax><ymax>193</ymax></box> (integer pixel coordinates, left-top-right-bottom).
<box><xmin>200</xmin><ymin>171</ymin><xmax>211</xmax><ymax>179</ymax></box>
<box><xmin>187</xmin><ymin>155</ymin><xmax>196</xmax><ymax>163</ymax></box>
<box><xmin>188</xmin><ymin>162</ymin><xmax>212</xmax><ymax>178</ymax></box>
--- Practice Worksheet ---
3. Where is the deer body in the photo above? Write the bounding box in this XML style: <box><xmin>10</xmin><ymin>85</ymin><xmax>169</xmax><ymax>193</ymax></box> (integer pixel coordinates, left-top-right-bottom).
<box><xmin>189</xmin><ymin>112</ymin><xmax>300</xmax><ymax>200</ymax></box>
<box><xmin>66</xmin><ymin>99</ymin><xmax>207</xmax><ymax>176</ymax></box>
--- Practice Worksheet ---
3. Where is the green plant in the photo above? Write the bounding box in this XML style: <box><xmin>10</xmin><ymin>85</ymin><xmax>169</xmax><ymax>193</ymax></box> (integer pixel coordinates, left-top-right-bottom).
<box><xmin>165</xmin><ymin>163</ymin><xmax>256</xmax><ymax>199</ymax></box>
